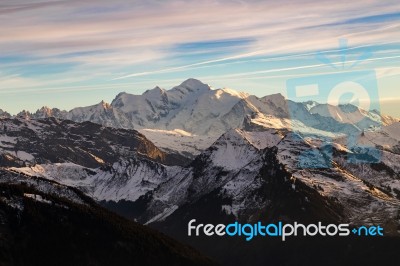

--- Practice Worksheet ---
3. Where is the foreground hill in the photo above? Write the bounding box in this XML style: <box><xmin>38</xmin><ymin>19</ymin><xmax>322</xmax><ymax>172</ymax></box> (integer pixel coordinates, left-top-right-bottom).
<box><xmin>0</xmin><ymin>169</ymin><xmax>213</xmax><ymax>266</ymax></box>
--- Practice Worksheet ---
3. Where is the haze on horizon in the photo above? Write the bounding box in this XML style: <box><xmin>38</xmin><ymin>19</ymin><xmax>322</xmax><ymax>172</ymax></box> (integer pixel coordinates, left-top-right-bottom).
<box><xmin>0</xmin><ymin>0</ymin><xmax>399</xmax><ymax>117</ymax></box>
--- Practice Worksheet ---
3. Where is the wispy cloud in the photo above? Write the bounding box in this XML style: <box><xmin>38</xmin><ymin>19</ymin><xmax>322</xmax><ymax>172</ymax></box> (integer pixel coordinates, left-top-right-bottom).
<box><xmin>0</xmin><ymin>0</ymin><xmax>399</xmax><ymax>114</ymax></box>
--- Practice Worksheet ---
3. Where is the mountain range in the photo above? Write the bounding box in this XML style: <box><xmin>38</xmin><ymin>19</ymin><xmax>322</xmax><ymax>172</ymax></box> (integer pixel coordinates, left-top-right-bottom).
<box><xmin>1</xmin><ymin>78</ymin><xmax>400</xmax><ymax>265</ymax></box>
<box><xmin>3</xmin><ymin>79</ymin><xmax>398</xmax><ymax>157</ymax></box>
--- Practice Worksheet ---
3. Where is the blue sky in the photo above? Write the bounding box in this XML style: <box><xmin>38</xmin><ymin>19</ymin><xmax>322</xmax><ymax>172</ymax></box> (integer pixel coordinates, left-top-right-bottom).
<box><xmin>0</xmin><ymin>0</ymin><xmax>399</xmax><ymax>116</ymax></box>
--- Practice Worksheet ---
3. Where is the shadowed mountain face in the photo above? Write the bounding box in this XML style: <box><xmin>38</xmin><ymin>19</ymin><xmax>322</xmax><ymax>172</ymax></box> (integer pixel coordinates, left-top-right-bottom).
<box><xmin>0</xmin><ymin>169</ymin><xmax>214</xmax><ymax>266</ymax></box>
<box><xmin>0</xmin><ymin>117</ymin><xmax>189</xmax><ymax>168</ymax></box>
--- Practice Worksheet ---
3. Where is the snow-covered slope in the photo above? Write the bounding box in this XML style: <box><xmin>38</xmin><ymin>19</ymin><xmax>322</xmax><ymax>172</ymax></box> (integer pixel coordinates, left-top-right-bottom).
<box><xmin>121</xmin><ymin>129</ymin><xmax>398</xmax><ymax>233</ymax></box>
<box><xmin>13</xmin><ymin>127</ymin><xmax>398</xmax><ymax>234</ymax></box>
<box><xmin>138</xmin><ymin>128</ymin><xmax>215</xmax><ymax>158</ymax></box>
<box><xmin>333</xmin><ymin>121</ymin><xmax>400</xmax><ymax>155</ymax></box>
<box><xmin>11</xmin><ymin>158</ymin><xmax>185</xmax><ymax>202</ymax></box>
<box><xmin>161</xmin><ymin>130</ymin><xmax>399</xmax><ymax>232</ymax></box>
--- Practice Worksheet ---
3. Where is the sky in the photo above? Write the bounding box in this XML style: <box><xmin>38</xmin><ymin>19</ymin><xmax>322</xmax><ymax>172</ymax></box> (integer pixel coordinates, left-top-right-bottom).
<box><xmin>0</xmin><ymin>0</ymin><xmax>399</xmax><ymax>116</ymax></box>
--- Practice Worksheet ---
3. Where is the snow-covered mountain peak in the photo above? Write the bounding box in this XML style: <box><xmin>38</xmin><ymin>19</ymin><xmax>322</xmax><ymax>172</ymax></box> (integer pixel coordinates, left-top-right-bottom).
<box><xmin>166</xmin><ymin>79</ymin><xmax>210</xmax><ymax>100</ymax></box>
<box><xmin>17</xmin><ymin>110</ymin><xmax>31</xmax><ymax>120</ymax></box>
<box><xmin>254</xmin><ymin>93</ymin><xmax>290</xmax><ymax>119</ymax></box>
<box><xmin>0</xmin><ymin>109</ymin><xmax>11</xmax><ymax>119</ymax></box>
<box><xmin>178</xmin><ymin>78</ymin><xmax>210</xmax><ymax>92</ymax></box>
<box><xmin>261</xmin><ymin>92</ymin><xmax>285</xmax><ymax>102</ymax></box>
<box><xmin>38</xmin><ymin>106</ymin><xmax>52</xmax><ymax>112</ymax></box>
<box><xmin>114</xmin><ymin>91</ymin><xmax>128</xmax><ymax>98</ymax></box>
<box><xmin>217</xmin><ymin>128</ymin><xmax>285</xmax><ymax>151</ymax></box>
<box><xmin>143</xmin><ymin>86</ymin><xmax>166</xmax><ymax>97</ymax></box>
<box><xmin>205</xmin><ymin>128</ymin><xmax>259</xmax><ymax>170</ymax></box>
<box><xmin>218</xmin><ymin>128</ymin><xmax>252</xmax><ymax>145</ymax></box>
<box><xmin>85</xmin><ymin>100</ymin><xmax>111</xmax><ymax>112</ymax></box>
<box><xmin>69</xmin><ymin>100</ymin><xmax>112</xmax><ymax>113</ymax></box>
<box><xmin>236</xmin><ymin>128</ymin><xmax>284</xmax><ymax>150</ymax></box>
<box><xmin>34</xmin><ymin>106</ymin><xmax>53</xmax><ymax>119</ymax></box>
<box><xmin>98</xmin><ymin>100</ymin><xmax>111</xmax><ymax>109</ymax></box>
